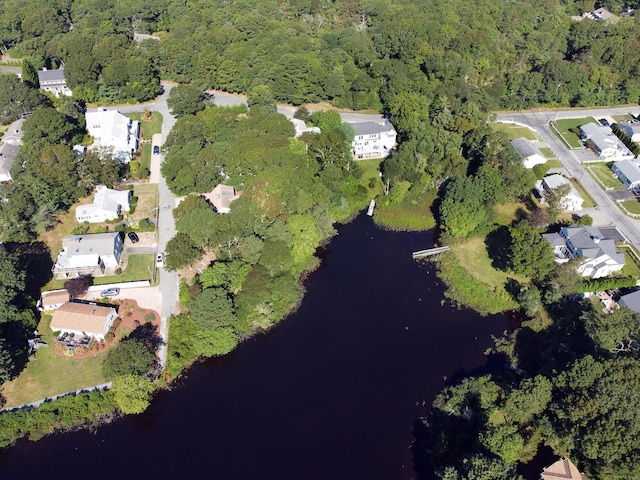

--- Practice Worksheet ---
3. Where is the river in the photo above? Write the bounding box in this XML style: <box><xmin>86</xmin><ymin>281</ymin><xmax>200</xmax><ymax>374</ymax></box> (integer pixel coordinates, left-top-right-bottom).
<box><xmin>0</xmin><ymin>213</ymin><xmax>507</xmax><ymax>479</ymax></box>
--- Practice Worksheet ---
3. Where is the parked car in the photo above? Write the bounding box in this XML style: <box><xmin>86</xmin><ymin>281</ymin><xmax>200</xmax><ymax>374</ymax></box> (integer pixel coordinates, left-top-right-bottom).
<box><xmin>100</xmin><ymin>288</ymin><xmax>120</xmax><ymax>297</ymax></box>
<box><xmin>599</xmin><ymin>118</ymin><xmax>610</xmax><ymax>127</ymax></box>
<box><xmin>156</xmin><ymin>253</ymin><xmax>165</xmax><ymax>268</ymax></box>
<box><xmin>153</xmin><ymin>145</ymin><xmax>160</xmax><ymax>155</ymax></box>
<box><xmin>128</xmin><ymin>232</ymin><xmax>139</xmax><ymax>243</ymax></box>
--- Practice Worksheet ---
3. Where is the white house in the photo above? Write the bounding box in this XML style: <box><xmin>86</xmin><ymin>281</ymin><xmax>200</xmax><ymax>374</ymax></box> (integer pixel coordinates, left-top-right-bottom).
<box><xmin>618</xmin><ymin>120</ymin><xmax>640</xmax><ymax>143</ymax></box>
<box><xmin>542</xmin><ymin>226</ymin><xmax>625</xmax><ymax>278</ymax></box>
<box><xmin>203</xmin><ymin>184</ymin><xmax>238</xmax><ymax>214</ymax></box>
<box><xmin>510</xmin><ymin>137</ymin><xmax>547</xmax><ymax>168</ymax></box>
<box><xmin>50</xmin><ymin>302</ymin><xmax>118</xmax><ymax>340</ymax></box>
<box><xmin>75</xmin><ymin>185</ymin><xmax>132</xmax><ymax>223</ymax></box>
<box><xmin>85</xmin><ymin>109</ymin><xmax>140</xmax><ymax>163</ymax></box>
<box><xmin>579</xmin><ymin>122</ymin><xmax>634</xmax><ymax>161</ymax></box>
<box><xmin>290</xmin><ymin>118</ymin><xmax>321</xmax><ymax>138</ymax></box>
<box><xmin>535</xmin><ymin>174</ymin><xmax>584</xmax><ymax>212</ymax></box>
<box><xmin>612</xmin><ymin>160</ymin><xmax>640</xmax><ymax>191</ymax></box>
<box><xmin>53</xmin><ymin>232</ymin><xmax>124</xmax><ymax>277</ymax></box>
<box><xmin>38</xmin><ymin>290</ymin><xmax>70</xmax><ymax>311</ymax></box>
<box><xmin>37</xmin><ymin>68</ymin><xmax>72</xmax><ymax>97</ymax></box>
<box><xmin>351</xmin><ymin>120</ymin><xmax>397</xmax><ymax>159</ymax></box>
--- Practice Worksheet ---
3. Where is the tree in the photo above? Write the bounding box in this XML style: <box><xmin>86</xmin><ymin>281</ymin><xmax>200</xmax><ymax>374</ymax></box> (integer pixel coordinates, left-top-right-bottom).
<box><xmin>167</xmin><ymin>84</ymin><xmax>208</xmax><ymax>117</ymax></box>
<box><xmin>0</xmin><ymin>249</ymin><xmax>26</xmax><ymax>322</ymax></box>
<box><xmin>63</xmin><ymin>275</ymin><xmax>92</xmax><ymax>298</ymax></box>
<box><xmin>545</xmin><ymin>183</ymin><xmax>572</xmax><ymax>219</ymax></box>
<box><xmin>0</xmin><ymin>73</ymin><xmax>48</xmax><ymax>124</ymax></box>
<box><xmin>165</xmin><ymin>233</ymin><xmax>203</xmax><ymax>271</ymax></box>
<box><xmin>111</xmin><ymin>374</ymin><xmax>155</xmax><ymax>414</ymax></box>
<box><xmin>582</xmin><ymin>307</ymin><xmax>640</xmax><ymax>354</ymax></box>
<box><xmin>439</xmin><ymin>177</ymin><xmax>488</xmax><ymax>240</ymax></box>
<box><xmin>102</xmin><ymin>337</ymin><xmax>156</xmax><ymax>380</ymax></box>
<box><xmin>310</xmin><ymin>110</ymin><xmax>342</xmax><ymax>132</ymax></box>
<box><xmin>479</xmin><ymin>424</ymin><xmax>524</xmax><ymax>464</ymax></box>
<box><xmin>21</xmin><ymin>59</ymin><xmax>39</xmax><ymax>89</ymax></box>
<box><xmin>247</xmin><ymin>85</ymin><xmax>277</xmax><ymax>113</ymax></box>
<box><xmin>188</xmin><ymin>287</ymin><xmax>237</xmax><ymax>329</ymax></box>
<box><xmin>507</xmin><ymin>220</ymin><xmax>555</xmax><ymax>281</ymax></box>
<box><xmin>22</xmin><ymin>108</ymin><xmax>79</xmax><ymax>146</ymax></box>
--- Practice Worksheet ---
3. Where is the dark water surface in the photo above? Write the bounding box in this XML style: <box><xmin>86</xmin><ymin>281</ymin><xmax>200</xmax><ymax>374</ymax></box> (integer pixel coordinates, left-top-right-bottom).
<box><xmin>0</xmin><ymin>213</ymin><xmax>507</xmax><ymax>480</ymax></box>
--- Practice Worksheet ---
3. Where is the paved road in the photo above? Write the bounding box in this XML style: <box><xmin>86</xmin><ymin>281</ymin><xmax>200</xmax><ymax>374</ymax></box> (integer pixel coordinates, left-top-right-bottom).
<box><xmin>496</xmin><ymin>109</ymin><xmax>640</xmax><ymax>252</ymax></box>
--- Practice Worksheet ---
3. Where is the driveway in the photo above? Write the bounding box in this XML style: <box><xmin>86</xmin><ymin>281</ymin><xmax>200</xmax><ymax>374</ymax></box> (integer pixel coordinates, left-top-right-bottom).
<box><xmin>83</xmin><ymin>286</ymin><xmax>162</xmax><ymax>314</ymax></box>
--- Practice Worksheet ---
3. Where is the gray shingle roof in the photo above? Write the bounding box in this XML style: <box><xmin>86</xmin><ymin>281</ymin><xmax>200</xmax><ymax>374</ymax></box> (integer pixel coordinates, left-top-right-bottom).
<box><xmin>620</xmin><ymin>290</ymin><xmax>640</xmax><ymax>313</ymax></box>
<box><xmin>352</xmin><ymin>120</ymin><xmax>395</xmax><ymax>136</ymax></box>
<box><xmin>37</xmin><ymin>69</ymin><xmax>66</xmax><ymax>83</ymax></box>
<box><xmin>510</xmin><ymin>137</ymin><xmax>543</xmax><ymax>159</ymax></box>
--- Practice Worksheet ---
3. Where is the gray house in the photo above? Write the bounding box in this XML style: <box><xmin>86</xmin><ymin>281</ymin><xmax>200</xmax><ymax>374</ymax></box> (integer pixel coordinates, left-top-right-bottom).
<box><xmin>619</xmin><ymin>290</ymin><xmax>640</xmax><ymax>313</ymax></box>
<box><xmin>37</xmin><ymin>68</ymin><xmax>72</xmax><ymax>97</ymax></box>
<box><xmin>612</xmin><ymin>160</ymin><xmax>640</xmax><ymax>191</ymax></box>
<box><xmin>52</xmin><ymin>232</ymin><xmax>124</xmax><ymax>277</ymax></box>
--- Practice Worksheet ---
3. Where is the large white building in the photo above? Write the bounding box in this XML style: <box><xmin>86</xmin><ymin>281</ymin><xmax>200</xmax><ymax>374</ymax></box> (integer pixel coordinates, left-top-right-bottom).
<box><xmin>75</xmin><ymin>185</ymin><xmax>132</xmax><ymax>223</ymax></box>
<box><xmin>579</xmin><ymin>122</ymin><xmax>634</xmax><ymax>161</ymax></box>
<box><xmin>50</xmin><ymin>302</ymin><xmax>118</xmax><ymax>340</ymax></box>
<box><xmin>351</xmin><ymin>120</ymin><xmax>397</xmax><ymax>159</ymax></box>
<box><xmin>85</xmin><ymin>109</ymin><xmax>140</xmax><ymax>163</ymax></box>
<box><xmin>543</xmin><ymin>226</ymin><xmax>625</xmax><ymax>279</ymax></box>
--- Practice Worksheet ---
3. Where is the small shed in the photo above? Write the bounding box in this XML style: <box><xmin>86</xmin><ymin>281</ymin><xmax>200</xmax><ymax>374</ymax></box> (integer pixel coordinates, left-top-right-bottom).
<box><xmin>510</xmin><ymin>137</ymin><xmax>546</xmax><ymax>168</ymax></box>
<box><xmin>204</xmin><ymin>184</ymin><xmax>239</xmax><ymax>214</ymax></box>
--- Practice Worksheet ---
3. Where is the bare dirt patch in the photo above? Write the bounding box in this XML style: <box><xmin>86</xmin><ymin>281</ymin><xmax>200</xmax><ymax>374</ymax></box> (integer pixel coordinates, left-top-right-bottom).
<box><xmin>178</xmin><ymin>249</ymin><xmax>217</xmax><ymax>284</ymax></box>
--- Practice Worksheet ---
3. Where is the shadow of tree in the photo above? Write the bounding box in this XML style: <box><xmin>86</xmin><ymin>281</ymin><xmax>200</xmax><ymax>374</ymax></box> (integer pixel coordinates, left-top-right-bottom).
<box><xmin>485</xmin><ymin>226</ymin><xmax>511</xmax><ymax>271</ymax></box>
<box><xmin>129</xmin><ymin>322</ymin><xmax>165</xmax><ymax>351</ymax></box>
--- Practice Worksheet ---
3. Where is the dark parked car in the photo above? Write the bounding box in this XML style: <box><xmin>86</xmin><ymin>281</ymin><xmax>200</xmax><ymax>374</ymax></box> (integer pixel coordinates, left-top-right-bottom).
<box><xmin>128</xmin><ymin>232</ymin><xmax>139</xmax><ymax>243</ymax></box>
<box><xmin>599</xmin><ymin>118</ymin><xmax>610</xmax><ymax>127</ymax></box>
<box><xmin>153</xmin><ymin>145</ymin><xmax>160</xmax><ymax>155</ymax></box>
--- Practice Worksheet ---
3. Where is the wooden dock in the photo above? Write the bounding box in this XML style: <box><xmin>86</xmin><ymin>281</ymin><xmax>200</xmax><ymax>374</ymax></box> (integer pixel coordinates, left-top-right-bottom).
<box><xmin>412</xmin><ymin>246</ymin><xmax>451</xmax><ymax>259</ymax></box>
<box><xmin>367</xmin><ymin>199</ymin><xmax>375</xmax><ymax>216</ymax></box>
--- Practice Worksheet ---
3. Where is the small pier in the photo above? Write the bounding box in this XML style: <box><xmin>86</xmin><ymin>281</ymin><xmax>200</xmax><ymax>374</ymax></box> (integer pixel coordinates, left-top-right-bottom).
<box><xmin>412</xmin><ymin>246</ymin><xmax>451</xmax><ymax>259</ymax></box>
<box><xmin>367</xmin><ymin>199</ymin><xmax>375</xmax><ymax>216</ymax></box>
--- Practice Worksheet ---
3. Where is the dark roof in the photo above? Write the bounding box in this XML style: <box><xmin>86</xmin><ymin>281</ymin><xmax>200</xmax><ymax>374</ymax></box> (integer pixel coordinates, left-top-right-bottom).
<box><xmin>352</xmin><ymin>120</ymin><xmax>395</xmax><ymax>136</ymax></box>
<box><xmin>619</xmin><ymin>290</ymin><xmax>640</xmax><ymax>313</ymax></box>
<box><xmin>37</xmin><ymin>69</ymin><xmax>66</xmax><ymax>83</ymax></box>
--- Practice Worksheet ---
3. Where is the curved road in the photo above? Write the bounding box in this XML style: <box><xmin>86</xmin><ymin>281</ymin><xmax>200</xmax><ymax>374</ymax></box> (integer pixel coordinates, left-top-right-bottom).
<box><xmin>496</xmin><ymin>108</ymin><xmax>640</xmax><ymax>252</ymax></box>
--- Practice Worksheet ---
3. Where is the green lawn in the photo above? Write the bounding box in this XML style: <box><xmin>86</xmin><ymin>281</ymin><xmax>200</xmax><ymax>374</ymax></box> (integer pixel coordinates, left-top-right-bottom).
<box><xmin>493</xmin><ymin>201</ymin><xmax>528</xmax><ymax>226</ymax></box>
<box><xmin>569</xmin><ymin>179</ymin><xmax>596</xmax><ymax>208</ymax></box>
<box><xmin>620</xmin><ymin>199</ymin><xmax>640</xmax><ymax>215</ymax></box>
<box><xmin>356</xmin><ymin>158</ymin><xmax>384</xmax><ymax>196</ymax></box>
<box><xmin>46</xmin><ymin>254</ymin><xmax>155</xmax><ymax>290</ymax></box>
<box><xmin>493</xmin><ymin>123</ymin><xmax>539</xmax><ymax>141</ymax></box>
<box><xmin>622</xmin><ymin>249</ymin><xmax>640</xmax><ymax>277</ymax></box>
<box><xmin>587</xmin><ymin>163</ymin><xmax>626</xmax><ymax>190</ymax></box>
<box><xmin>126</xmin><ymin>111</ymin><xmax>163</xmax><ymax>140</ymax></box>
<box><xmin>140</xmin><ymin>143</ymin><xmax>151</xmax><ymax>173</ymax></box>
<box><xmin>0</xmin><ymin>315</ymin><xmax>108</xmax><ymax>408</ymax></box>
<box><xmin>553</xmin><ymin>118</ymin><xmax>594</xmax><ymax>149</ymax></box>
<box><xmin>539</xmin><ymin>147</ymin><xmax>556</xmax><ymax>159</ymax></box>
<box><xmin>452</xmin><ymin>237</ymin><xmax>528</xmax><ymax>290</ymax></box>
<box><xmin>546</xmin><ymin>159</ymin><xmax>563</xmax><ymax>168</ymax></box>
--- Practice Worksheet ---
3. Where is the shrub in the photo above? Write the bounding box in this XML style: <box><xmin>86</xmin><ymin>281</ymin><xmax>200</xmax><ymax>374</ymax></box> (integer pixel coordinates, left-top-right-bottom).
<box><xmin>138</xmin><ymin>218</ymin><xmax>156</xmax><ymax>232</ymax></box>
<box><xmin>114</xmin><ymin>267</ymin><xmax>122</xmax><ymax>274</ymax></box>
<box><xmin>93</xmin><ymin>226</ymin><xmax>108</xmax><ymax>233</ymax></box>
<box><xmin>144</xmin><ymin>313</ymin><xmax>156</xmax><ymax>322</ymax></box>
<box><xmin>104</xmin><ymin>332</ymin><xmax>115</xmax><ymax>342</ymax></box>
<box><xmin>71</xmin><ymin>225</ymin><xmax>90</xmax><ymax>235</ymax></box>
<box><xmin>129</xmin><ymin>196</ymin><xmax>138</xmax><ymax>214</ymax></box>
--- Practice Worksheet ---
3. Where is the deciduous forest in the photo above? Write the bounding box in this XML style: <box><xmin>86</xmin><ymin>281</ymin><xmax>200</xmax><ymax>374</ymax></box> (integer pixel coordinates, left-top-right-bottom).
<box><xmin>2</xmin><ymin>0</ymin><xmax>640</xmax><ymax>478</ymax></box>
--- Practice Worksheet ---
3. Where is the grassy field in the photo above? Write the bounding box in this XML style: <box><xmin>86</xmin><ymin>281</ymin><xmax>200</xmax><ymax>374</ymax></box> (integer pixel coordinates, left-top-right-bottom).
<box><xmin>553</xmin><ymin>118</ymin><xmax>594</xmax><ymax>149</ymax></box>
<box><xmin>621</xmin><ymin>199</ymin><xmax>640</xmax><ymax>215</ymax></box>
<box><xmin>622</xmin><ymin>249</ymin><xmax>640</xmax><ymax>277</ymax></box>
<box><xmin>126</xmin><ymin>112</ymin><xmax>163</xmax><ymax>140</ymax></box>
<box><xmin>493</xmin><ymin>201</ymin><xmax>528</xmax><ymax>226</ymax></box>
<box><xmin>356</xmin><ymin>158</ymin><xmax>384</xmax><ymax>197</ymax></box>
<box><xmin>452</xmin><ymin>237</ymin><xmax>527</xmax><ymax>290</ymax></box>
<box><xmin>547</xmin><ymin>159</ymin><xmax>563</xmax><ymax>168</ymax></box>
<box><xmin>539</xmin><ymin>147</ymin><xmax>556</xmax><ymax>159</ymax></box>
<box><xmin>129</xmin><ymin>183</ymin><xmax>158</xmax><ymax>223</ymax></box>
<box><xmin>0</xmin><ymin>315</ymin><xmax>108</xmax><ymax>408</ymax></box>
<box><xmin>587</xmin><ymin>163</ymin><xmax>626</xmax><ymax>190</ymax></box>
<box><xmin>493</xmin><ymin>123</ymin><xmax>539</xmax><ymax>141</ymax></box>
<box><xmin>570</xmin><ymin>179</ymin><xmax>596</xmax><ymax>208</ymax></box>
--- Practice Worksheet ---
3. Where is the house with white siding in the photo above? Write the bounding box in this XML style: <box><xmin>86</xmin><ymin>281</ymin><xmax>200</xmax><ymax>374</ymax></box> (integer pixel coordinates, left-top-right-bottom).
<box><xmin>75</xmin><ymin>185</ymin><xmax>132</xmax><ymax>223</ymax></box>
<box><xmin>351</xmin><ymin>120</ymin><xmax>397</xmax><ymax>159</ymax></box>
<box><xmin>50</xmin><ymin>302</ymin><xmax>118</xmax><ymax>340</ymax></box>
<box><xmin>85</xmin><ymin>109</ymin><xmax>139</xmax><ymax>163</ymax></box>
<box><xmin>53</xmin><ymin>232</ymin><xmax>124</xmax><ymax>277</ymax></box>
<box><xmin>542</xmin><ymin>226</ymin><xmax>625</xmax><ymax>278</ymax></box>
<box><xmin>580</xmin><ymin>122</ymin><xmax>634</xmax><ymax>161</ymax></box>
